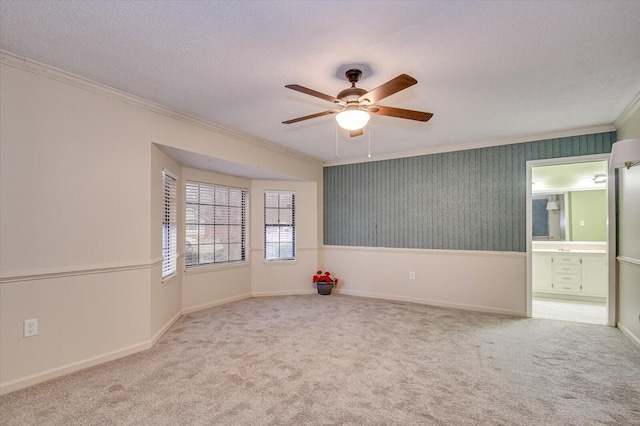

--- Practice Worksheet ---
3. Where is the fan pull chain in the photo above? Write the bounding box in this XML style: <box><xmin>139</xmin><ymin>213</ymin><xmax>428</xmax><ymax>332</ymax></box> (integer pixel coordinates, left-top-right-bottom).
<box><xmin>368</xmin><ymin>121</ymin><xmax>371</xmax><ymax>158</ymax></box>
<box><xmin>335</xmin><ymin>121</ymin><xmax>339</xmax><ymax>157</ymax></box>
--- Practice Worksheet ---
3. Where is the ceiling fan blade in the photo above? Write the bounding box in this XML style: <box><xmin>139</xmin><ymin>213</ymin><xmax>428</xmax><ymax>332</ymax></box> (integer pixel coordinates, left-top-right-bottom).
<box><xmin>349</xmin><ymin>129</ymin><xmax>364</xmax><ymax>137</ymax></box>
<box><xmin>368</xmin><ymin>105</ymin><xmax>433</xmax><ymax>122</ymax></box>
<box><xmin>285</xmin><ymin>84</ymin><xmax>342</xmax><ymax>104</ymax></box>
<box><xmin>282</xmin><ymin>109</ymin><xmax>340</xmax><ymax>124</ymax></box>
<box><xmin>358</xmin><ymin>74</ymin><xmax>417</xmax><ymax>104</ymax></box>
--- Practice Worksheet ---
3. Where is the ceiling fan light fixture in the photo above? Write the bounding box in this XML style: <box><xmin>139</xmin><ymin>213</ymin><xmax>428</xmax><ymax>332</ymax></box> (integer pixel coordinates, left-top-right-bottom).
<box><xmin>593</xmin><ymin>174</ymin><xmax>607</xmax><ymax>184</ymax></box>
<box><xmin>335</xmin><ymin>108</ymin><xmax>370</xmax><ymax>131</ymax></box>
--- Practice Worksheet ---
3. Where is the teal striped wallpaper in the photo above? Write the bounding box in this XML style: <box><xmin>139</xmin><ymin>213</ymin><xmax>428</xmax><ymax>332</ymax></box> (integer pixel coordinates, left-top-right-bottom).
<box><xmin>323</xmin><ymin>132</ymin><xmax>615</xmax><ymax>252</ymax></box>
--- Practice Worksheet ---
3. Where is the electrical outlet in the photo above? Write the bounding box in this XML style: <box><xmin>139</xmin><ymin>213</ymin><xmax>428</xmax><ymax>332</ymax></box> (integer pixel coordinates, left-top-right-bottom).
<box><xmin>409</xmin><ymin>271</ymin><xmax>416</xmax><ymax>280</ymax></box>
<box><xmin>24</xmin><ymin>318</ymin><xmax>38</xmax><ymax>338</ymax></box>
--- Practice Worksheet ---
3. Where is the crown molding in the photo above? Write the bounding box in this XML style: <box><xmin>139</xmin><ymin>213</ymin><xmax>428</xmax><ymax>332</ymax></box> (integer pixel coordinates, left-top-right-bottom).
<box><xmin>614</xmin><ymin>91</ymin><xmax>640</xmax><ymax>130</ymax></box>
<box><xmin>0</xmin><ymin>50</ymin><xmax>322</xmax><ymax>166</ymax></box>
<box><xmin>323</xmin><ymin>124</ymin><xmax>616</xmax><ymax>167</ymax></box>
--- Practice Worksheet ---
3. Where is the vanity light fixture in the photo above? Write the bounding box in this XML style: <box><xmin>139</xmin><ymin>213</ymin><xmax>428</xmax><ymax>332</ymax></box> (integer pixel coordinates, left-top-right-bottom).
<box><xmin>610</xmin><ymin>138</ymin><xmax>640</xmax><ymax>169</ymax></box>
<box><xmin>546</xmin><ymin>201</ymin><xmax>559</xmax><ymax>211</ymax></box>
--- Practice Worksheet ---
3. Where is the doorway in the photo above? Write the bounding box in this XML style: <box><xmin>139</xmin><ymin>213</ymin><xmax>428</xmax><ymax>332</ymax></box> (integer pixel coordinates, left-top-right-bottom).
<box><xmin>526</xmin><ymin>154</ymin><xmax>616</xmax><ymax>326</ymax></box>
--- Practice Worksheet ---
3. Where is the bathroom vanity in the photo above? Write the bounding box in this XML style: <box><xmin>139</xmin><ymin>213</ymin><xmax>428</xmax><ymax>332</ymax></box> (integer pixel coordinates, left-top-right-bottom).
<box><xmin>532</xmin><ymin>243</ymin><xmax>607</xmax><ymax>300</ymax></box>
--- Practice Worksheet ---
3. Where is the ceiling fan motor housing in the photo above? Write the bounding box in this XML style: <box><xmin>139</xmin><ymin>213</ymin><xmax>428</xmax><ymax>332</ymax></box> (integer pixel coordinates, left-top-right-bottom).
<box><xmin>339</xmin><ymin>69</ymin><xmax>368</xmax><ymax>104</ymax></box>
<box><xmin>337</xmin><ymin>87</ymin><xmax>367</xmax><ymax>103</ymax></box>
<box><xmin>345</xmin><ymin>69</ymin><xmax>362</xmax><ymax>84</ymax></box>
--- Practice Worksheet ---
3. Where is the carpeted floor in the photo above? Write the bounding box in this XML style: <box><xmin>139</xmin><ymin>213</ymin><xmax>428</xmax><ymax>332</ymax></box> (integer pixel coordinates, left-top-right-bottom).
<box><xmin>1</xmin><ymin>295</ymin><xmax>639</xmax><ymax>425</ymax></box>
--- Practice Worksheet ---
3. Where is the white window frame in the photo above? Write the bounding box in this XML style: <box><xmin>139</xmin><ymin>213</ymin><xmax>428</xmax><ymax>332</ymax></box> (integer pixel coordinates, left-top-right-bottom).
<box><xmin>162</xmin><ymin>169</ymin><xmax>178</xmax><ymax>280</ymax></box>
<box><xmin>185</xmin><ymin>181</ymin><xmax>247</xmax><ymax>268</ymax></box>
<box><xmin>264</xmin><ymin>191</ymin><xmax>296</xmax><ymax>261</ymax></box>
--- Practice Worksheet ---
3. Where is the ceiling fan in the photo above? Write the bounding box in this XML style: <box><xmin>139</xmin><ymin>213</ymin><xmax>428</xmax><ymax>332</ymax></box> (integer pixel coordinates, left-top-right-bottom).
<box><xmin>282</xmin><ymin>69</ymin><xmax>433</xmax><ymax>137</ymax></box>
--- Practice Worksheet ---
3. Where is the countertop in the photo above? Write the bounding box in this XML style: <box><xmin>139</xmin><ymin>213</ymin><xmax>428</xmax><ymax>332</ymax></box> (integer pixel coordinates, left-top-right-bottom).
<box><xmin>532</xmin><ymin>249</ymin><xmax>607</xmax><ymax>254</ymax></box>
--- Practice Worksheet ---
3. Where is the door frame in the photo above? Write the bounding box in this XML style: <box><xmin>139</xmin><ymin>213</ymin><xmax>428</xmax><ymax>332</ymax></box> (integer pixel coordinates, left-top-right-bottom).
<box><xmin>525</xmin><ymin>153</ymin><xmax>616</xmax><ymax>326</ymax></box>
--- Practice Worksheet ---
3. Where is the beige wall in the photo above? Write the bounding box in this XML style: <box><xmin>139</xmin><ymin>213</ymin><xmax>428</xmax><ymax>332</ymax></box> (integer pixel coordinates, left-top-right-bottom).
<box><xmin>0</xmin><ymin>271</ymin><xmax>151</xmax><ymax>393</ymax></box>
<box><xmin>0</xmin><ymin>61</ymin><xmax>323</xmax><ymax>394</ymax></box>
<box><xmin>1</xmin><ymin>62</ymin><xmax>154</xmax><ymax>393</ymax></box>
<box><xmin>322</xmin><ymin>246</ymin><xmax>526</xmax><ymax>316</ymax></box>
<box><xmin>0</xmin><ymin>65</ymin><xmax>151</xmax><ymax>276</ymax></box>
<box><xmin>615</xmin><ymin>106</ymin><xmax>640</xmax><ymax>346</ymax></box>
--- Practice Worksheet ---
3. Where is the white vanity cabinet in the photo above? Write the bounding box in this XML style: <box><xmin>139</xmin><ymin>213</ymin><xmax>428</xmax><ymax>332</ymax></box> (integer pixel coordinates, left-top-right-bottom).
<box><xmin>532</xmin><ymin>251</ymin><xmax>607</xmax><ymax>299</ymax></box>
<box><xmin>581</xmin><ymin>254</ymin><xmax>608</xmax><ymax>297</ymax></box>
<box><xmin>532</xmin><ymin>253</ymin><xmax>554</xmax><ymax>292</ymax></box>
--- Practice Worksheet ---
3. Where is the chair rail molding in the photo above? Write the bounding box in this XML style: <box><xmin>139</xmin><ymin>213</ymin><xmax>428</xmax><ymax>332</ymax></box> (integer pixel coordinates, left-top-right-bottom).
<box><xmin>617</xmin><ymin>256</ymin><xmax>640</xmax><ymax>269</ymax></box>
<box><xmin>0</xmin><ymin>257</ymin><xmax>163</xmax><ymax>284</ymax></box>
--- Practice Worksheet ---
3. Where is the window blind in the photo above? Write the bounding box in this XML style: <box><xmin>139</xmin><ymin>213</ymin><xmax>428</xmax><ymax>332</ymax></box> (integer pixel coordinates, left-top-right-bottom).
<box><xmin>162</xmin><ymin>170</ymin><xmax>177</xmax><ymax>278</ymax></box>
<box><xmin>264</xmin><ymin>191</ymin><xmax>295</xmax><ymax>260</ymax></box>
<box><xmin>185</xmin><ymin>181</ymin><xmax>247</xmax><ymax>267</ymax></box>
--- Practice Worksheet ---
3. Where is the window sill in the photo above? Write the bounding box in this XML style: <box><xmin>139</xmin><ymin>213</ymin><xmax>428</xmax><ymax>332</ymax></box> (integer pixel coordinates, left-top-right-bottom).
<box><xmin>161</xmin><ymin>272</ymin><xmax>178</xmax><ymax>285</ymax></box>
<box><xmin>262</xmin><ymin>259</ymin><xmax>297</xmax><ymax>265</ymax></box>
<box><xmin>185</xmin><ymin>261</ymin><xmax>249</xmax><ymax>275</ymax></box>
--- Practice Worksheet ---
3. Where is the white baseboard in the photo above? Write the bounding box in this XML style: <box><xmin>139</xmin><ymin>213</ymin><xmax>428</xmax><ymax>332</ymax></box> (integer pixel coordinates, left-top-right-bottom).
<box><xmin>252</xmin><ymin>289</ymin><xmax>316</xmax><ymax>297</ymax></box>
<box><xmin>617</xmin><ymin>322</ymin><xmax>640</xmax><ymax>349</ymax></box>
<box><xmin>339</xmin><ymin>289</ymin><xmax>525</xmax><ymax>317</ymax></box>
<box><xmin>181</xmin><ymin>293</ymin><xmax>252</xmax><ymax>315</ymax></box>
<box><xmin>0</xmin><ymin>340</ymin><xmax>152</xmax><ymax>395</ymax></box>
<box><xmin>151</xmin><ymin>311</ymin><xmax>183</xmax><ymax>346</ymax></box>
<box><xmin>532</xmin><ymin>291</ymin><xmax>606</xmax><ymax>304</ymax></box>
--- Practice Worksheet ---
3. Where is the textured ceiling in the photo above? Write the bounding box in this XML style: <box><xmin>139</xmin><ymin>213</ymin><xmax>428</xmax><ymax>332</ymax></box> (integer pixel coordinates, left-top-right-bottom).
<box><xmin>2</xmin><ymin>1</ymin><xmax>640</xmax><ymax>168</ymax></box>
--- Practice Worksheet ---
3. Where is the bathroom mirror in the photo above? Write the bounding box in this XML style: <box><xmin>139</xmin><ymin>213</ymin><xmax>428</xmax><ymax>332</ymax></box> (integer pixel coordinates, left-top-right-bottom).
<box><xmin>531</xmin><ymin>161</ymin><xmax>608</xmax><ymax>242</ymax></box>
<box><xmin>532</xmin><ymin>193</ymin><xmax>567</xmax><ymax>241</ymax></box>
<box><xmin>532</xmin><ymin>189</ymin><xmax>607</xmax><ymax>242</ymax></box>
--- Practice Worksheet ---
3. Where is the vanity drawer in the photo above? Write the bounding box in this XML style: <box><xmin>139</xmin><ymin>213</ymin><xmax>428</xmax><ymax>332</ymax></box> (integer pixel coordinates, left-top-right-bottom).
<box><xmin>554</xmin><ymin>282</ymin><xmax>580</xmax><ymax>293</ymax></box>
<box><xmin>554</xmin><ymin>255</ymin><xmax>580</xmax><ymax>265</ymax></box>
<box><xmin>554</xmin><ymin>264</ymin><xmax>580</xmax><ymax>275</ymax></box>
<box><xmin>554</xmin><ymin>274</ymin><xmax>580</xmax><ymax>284</ymax></box>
